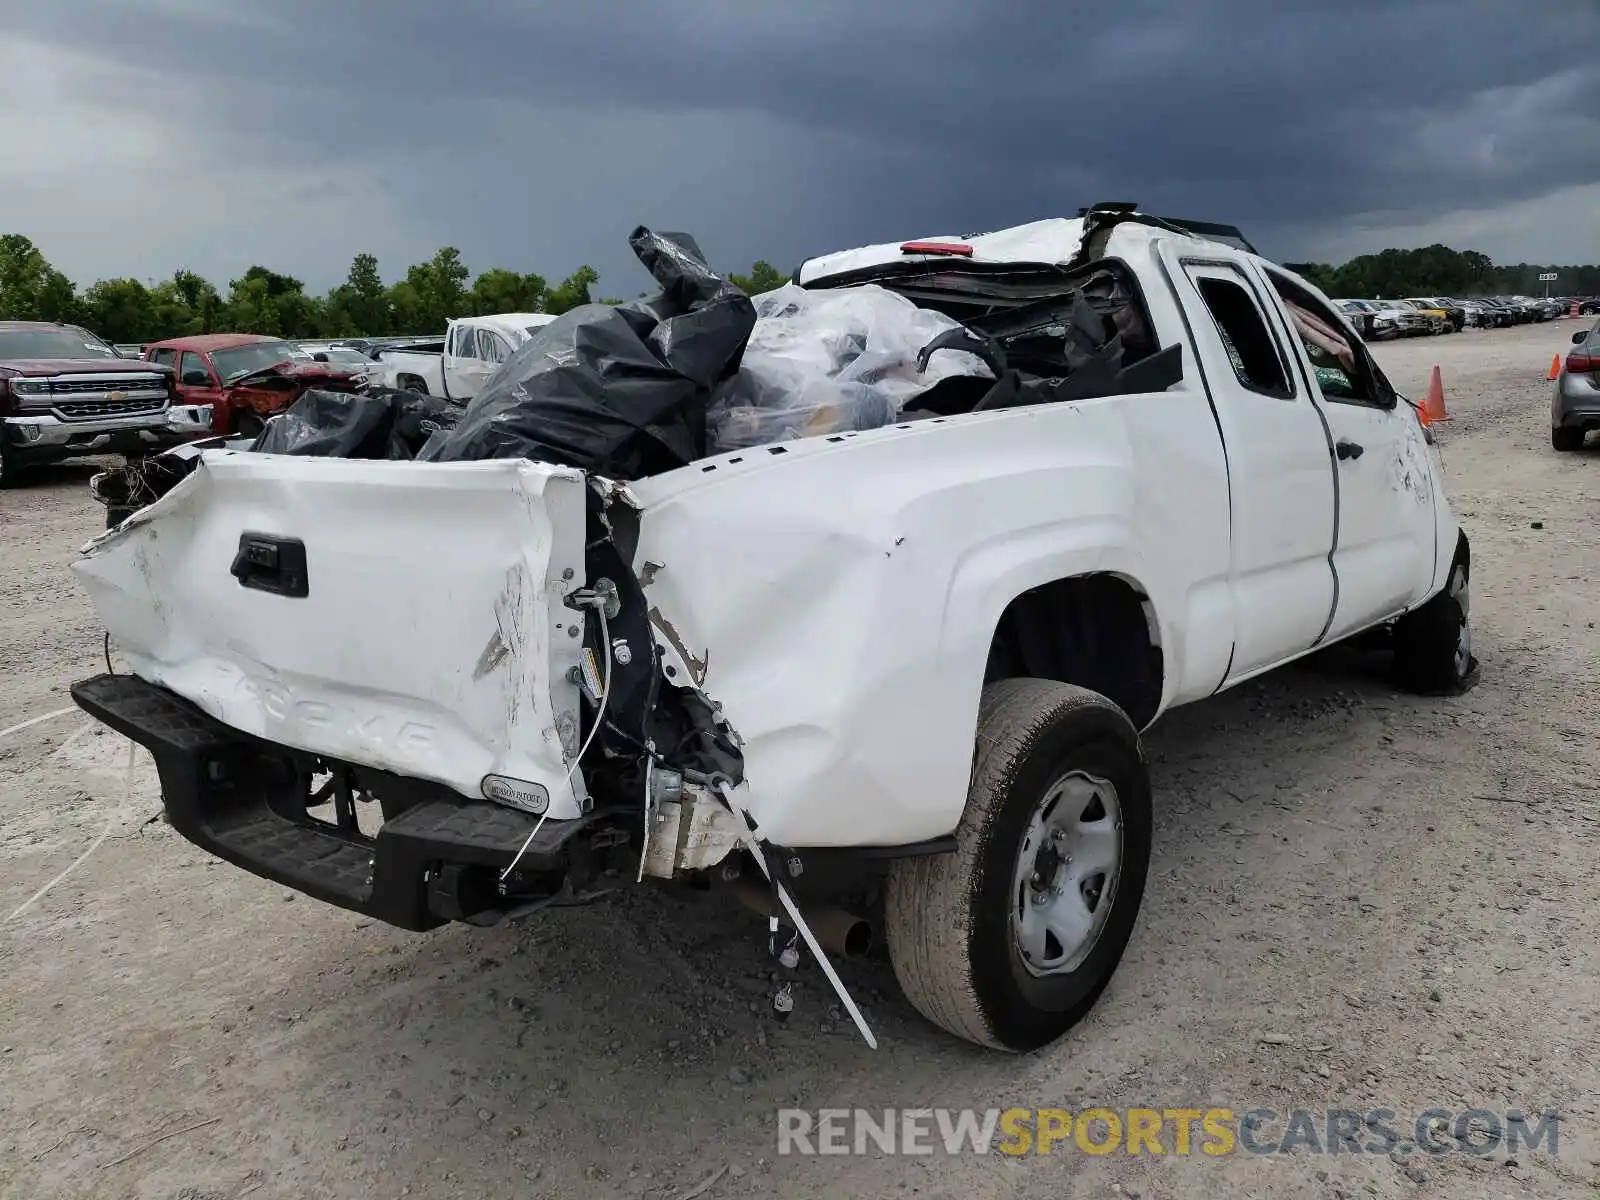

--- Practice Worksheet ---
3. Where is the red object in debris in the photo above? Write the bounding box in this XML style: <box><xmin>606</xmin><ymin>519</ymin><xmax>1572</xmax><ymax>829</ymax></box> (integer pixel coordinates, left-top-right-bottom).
<box><xmin>900</xmin><ymin>241</ymin><xmax>974</xmax><ymax>257</ymax></box>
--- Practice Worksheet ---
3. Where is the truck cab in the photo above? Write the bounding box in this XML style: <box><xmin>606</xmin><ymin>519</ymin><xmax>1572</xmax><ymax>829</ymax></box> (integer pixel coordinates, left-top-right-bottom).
<box><xmin>378</xmin><ymin>313</ymin><xmax>558</xmax><ymax>400</ymax></box>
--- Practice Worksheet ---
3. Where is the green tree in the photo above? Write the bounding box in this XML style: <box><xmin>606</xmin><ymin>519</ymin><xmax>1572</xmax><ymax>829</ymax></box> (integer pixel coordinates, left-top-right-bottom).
<box><xmin>729</xmin><ymin>259</ymin><xmax>785</xmax><ymax>296</ymax></box>
<box><xmin>0</xmin><ymin>234</ymin><xmax>80</xmax><ymax>323</ymax></box>
<box><xmin>329</xmin><ymin>252</ymin><xmax>390</xmax><ymax>336</ymax></box>
<box><xmin>146</xmin><ymin>270</ymin><xmax>222</xmax><ymax>339</ymax></box>
<box><xmin>80</xmin><ymin>277</ymin><xmax>156</xmax><ymax>343</ymax></box>
<box><xmin>470</xmin><ymin>267</ymin><xmax>548</xmax><ymax>315</ymax></box>
<box><xmin>223</xmin><ymin>265</ymin><xmax>325</xmax><ymax>337</ymax></box>
<box><xmin>395</xmin><ymin>247</ymin><xmax>471</xmax><ymax>332</ymax></box>
<box><xmin>385</xmin><ymin>280</ymin><xmax>428</xmax><ymax>335</ymax></box>
<box><xmin>546</xmin><ymin>265</ymin><xmax>599</xmax><ymax>315</ymax></box>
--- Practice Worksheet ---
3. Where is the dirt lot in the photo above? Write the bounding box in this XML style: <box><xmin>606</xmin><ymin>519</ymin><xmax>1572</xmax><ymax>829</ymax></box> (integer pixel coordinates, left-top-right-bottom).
<box><xmin>3</xmin><ymin>320</ymin><xmax>1598</xmax><ymax>1200</ymax></box>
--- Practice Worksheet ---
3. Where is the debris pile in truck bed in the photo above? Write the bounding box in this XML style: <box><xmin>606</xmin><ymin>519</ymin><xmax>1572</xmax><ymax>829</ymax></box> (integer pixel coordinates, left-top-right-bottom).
<box><xmin>417</xmin><ymin>226</ymin><xmax>758</xmax><ymax>477</ymax></box>
<box><xmin>260</xmin><ymin>226</ymin><xmax>994</xmax><ymax>474</ymax></box>
<box><xmin>252</xmin><ymin>386</ymin><xmax>465</xmax><ymax>459</ymax></box>
<box><xmin>88</xmin><ymin>223</ymin><xmax>1186</xmax><ymax>525</ymax></box>
<box><xmin>705</xmin><ymin>282</ymin><xmax>991</xmax><ymax>452</ymax></box>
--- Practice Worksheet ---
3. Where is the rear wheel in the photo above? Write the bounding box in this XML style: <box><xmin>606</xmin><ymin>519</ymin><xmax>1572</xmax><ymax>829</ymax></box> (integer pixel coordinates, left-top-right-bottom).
<box><xmin>1552</xmin><ymin>426</ymin><xmax>1585</xmax><ymax>452</ymax></box>
<box><xmin>885</xmin><ymin>679</ymin><xmax>1152</xmax><ymax>1051</ymax></box>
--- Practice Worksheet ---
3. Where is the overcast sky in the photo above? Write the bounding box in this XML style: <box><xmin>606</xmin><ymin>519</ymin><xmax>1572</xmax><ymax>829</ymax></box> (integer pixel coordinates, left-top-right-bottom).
<box><xmin>2</xmin><ymin>0</ymin><xmax>1597</xmax><ymax>296</ymax></box>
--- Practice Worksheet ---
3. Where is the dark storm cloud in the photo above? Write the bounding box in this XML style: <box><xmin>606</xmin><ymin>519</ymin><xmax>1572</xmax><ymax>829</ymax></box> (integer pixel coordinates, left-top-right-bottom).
<box><xmin>3</xmin><ymin>0</ymin><xmax>1596</xmax><ymax>287</ymax></box>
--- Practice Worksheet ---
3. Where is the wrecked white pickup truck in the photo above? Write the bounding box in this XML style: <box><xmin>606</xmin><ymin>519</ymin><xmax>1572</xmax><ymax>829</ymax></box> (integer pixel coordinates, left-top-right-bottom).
<box><xmin>69</xmin><ymin>209</ymin><xmax>1475</xmax><ymax>1053</ymax></box>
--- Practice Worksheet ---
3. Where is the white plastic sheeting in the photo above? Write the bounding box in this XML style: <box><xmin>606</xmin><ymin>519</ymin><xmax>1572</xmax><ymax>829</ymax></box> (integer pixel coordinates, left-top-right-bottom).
<box><xmin>706</xmin><ymin>284</ymin><xmax>992</xmax><ymax>453</ymax></box>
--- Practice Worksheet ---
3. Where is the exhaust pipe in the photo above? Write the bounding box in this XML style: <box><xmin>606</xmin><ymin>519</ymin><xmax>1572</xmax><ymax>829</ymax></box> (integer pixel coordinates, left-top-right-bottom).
<box><xmin>728</xmin><ymin>876</ymin><xmax>872</xmax><ymax>959</ymax></box>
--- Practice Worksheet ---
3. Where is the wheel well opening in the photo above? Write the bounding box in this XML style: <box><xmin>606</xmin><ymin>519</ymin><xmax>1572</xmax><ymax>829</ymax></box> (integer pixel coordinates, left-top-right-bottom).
<box><xmin>985</xmin><ymin>574</ymin><xmax>1164</xmax><ymax>728</ymax></box>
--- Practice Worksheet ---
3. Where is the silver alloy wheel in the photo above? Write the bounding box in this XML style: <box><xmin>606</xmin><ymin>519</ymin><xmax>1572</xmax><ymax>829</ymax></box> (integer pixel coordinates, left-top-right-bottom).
<box><xmin>1450</xmin><ymin>563</ymin><xmax>1471</xmax><ymax>677</ymax></box>
<box><xmin>1011</xmin><ymin>770</ymin><xmax>1124</xmax><ymax>977</ymax></box>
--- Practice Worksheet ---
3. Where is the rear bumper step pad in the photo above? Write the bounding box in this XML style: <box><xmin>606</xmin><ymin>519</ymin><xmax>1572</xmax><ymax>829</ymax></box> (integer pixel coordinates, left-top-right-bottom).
<box><xmin>71</xmin><ymin>673</ymin><xmax>582</xmax><ymax>930</ymax></box>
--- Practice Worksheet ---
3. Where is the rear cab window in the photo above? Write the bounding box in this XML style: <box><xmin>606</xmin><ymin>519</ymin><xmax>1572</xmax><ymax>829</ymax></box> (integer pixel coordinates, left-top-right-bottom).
<box><xmin>1185</xmin><ymin>264</ymin><xmax>1295</xmax><ymax>399</ymax></box>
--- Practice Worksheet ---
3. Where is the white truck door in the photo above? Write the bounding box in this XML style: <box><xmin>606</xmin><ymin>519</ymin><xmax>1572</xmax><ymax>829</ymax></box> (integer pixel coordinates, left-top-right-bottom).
<box><xmin>1256</xmin><ymin>268</ymin><xmax>1438</xmax><ymax>640</ymax></box>
<box><xmin>1165</xmin><ymin>252</ymin><xmax>1338</xmax><ymax>681</ymax></box>
<box><xmin>442</xmin><ymin>322</ymin><xmax>488</xmax><ymax>400</ymax></box>
<box><xmin>478</xmin><ymin>329</ymin><xmax>513</xmax><ymax>378</ymax></box>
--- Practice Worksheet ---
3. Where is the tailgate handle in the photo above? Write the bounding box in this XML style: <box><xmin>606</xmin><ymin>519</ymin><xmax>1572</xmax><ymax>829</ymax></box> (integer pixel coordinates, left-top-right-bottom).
<box><xmin>231</xmin><ymin>533</ymin><xmax>309</xmax><ymax>597</ymax></box>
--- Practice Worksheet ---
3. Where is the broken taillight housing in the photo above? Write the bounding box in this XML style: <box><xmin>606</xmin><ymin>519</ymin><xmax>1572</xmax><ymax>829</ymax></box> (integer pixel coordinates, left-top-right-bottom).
<box><xmin>900</xmin><ymin>241</ymin><xmax>974</xmax><ymax>257</ymax></box>
<box><xmin>1566</xmin><ymin>351</ymin><xmax>1595</xmax><ymax>373</ymax></box>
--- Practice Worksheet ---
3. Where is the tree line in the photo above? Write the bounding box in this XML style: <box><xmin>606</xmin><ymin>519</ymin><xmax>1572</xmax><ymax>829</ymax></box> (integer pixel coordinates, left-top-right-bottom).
<box><xmin>0</xmin><ymin>232</ymin><xmax>789</xmax><ymax>345</ymax></box>
<box><xmin>1289</xmin><ymin>244</ymin><xmax>1600</xmax><ymax>301</ymax></box>
<box><xmin>2</xmin><ymin>230</ymin><xmax>1588</xmax><ymax>346</ymax></box>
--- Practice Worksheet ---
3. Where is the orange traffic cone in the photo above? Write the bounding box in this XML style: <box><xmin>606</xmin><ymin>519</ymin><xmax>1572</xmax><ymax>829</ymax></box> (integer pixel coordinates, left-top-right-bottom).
<box><xmin>1547</xmin><ymin>354</ymin><xmax>1562</xmax><ymax>380</ymax></box>
<box><xmin>1421</xmin><ymin>365</ymin><xmax>1448</xmax><ymax>425</ymax></box>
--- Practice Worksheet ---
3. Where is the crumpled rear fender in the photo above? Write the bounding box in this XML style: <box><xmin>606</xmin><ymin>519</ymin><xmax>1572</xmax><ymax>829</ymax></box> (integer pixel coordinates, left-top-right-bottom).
<box><xmin>624</xmin><ymin>399</ymin><xmax>1207</xmax><ymax>849</ymax></box>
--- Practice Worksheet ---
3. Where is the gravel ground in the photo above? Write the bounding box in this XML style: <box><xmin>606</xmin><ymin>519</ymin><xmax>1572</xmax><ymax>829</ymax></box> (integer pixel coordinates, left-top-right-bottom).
<box><xmin>2</xmin><ymin>320</ymin><xmax>1597</xmax><ymax>1200</ymax></box>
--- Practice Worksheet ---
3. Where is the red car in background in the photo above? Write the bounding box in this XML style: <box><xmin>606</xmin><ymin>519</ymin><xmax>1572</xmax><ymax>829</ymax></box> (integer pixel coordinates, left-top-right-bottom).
<box><xmin>143</xmin><ymin>333</ymin><xmax>367</xmax><ymax>438</ymax></box>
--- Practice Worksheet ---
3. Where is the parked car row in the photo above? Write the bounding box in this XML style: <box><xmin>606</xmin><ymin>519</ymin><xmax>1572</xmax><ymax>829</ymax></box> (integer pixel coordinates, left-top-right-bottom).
<box><xmin>1465</xmin><ymin>295</ymin><xmax>1580</xmax><ymax>326</ymax></box>
<box><xmin>1334</xmin><ymin>294</ymin><xmax>1587</xmax><ymax>338</ymax></box>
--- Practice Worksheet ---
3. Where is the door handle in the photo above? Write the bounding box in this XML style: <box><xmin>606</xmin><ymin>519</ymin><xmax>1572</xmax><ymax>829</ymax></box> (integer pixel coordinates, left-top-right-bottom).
<box><xmin>1336</xmin><ymin>439</ymin><xmax>1364</xmax><ymax>461</ymax></box>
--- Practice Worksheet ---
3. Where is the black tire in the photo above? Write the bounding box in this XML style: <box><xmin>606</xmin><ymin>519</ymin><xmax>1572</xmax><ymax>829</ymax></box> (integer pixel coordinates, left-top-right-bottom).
<box><xmin>885</xmin><ymin>679</ymin><xmax>1152</xmax><ymax>1051</ymax></box>
<box><xmin>0</xmin><ymin>442</ymin><xmax>18</xmax><ymax>490</ymax></box>
<box><xmin>1393</xmin><ymin>549</ymin><xmax>1477</xmax><ymax>695</ymax></box>
<box><xmin>1552</xmin><ymin>426</ymin><xmax>1585</xmax><ymax>452</ymax></box>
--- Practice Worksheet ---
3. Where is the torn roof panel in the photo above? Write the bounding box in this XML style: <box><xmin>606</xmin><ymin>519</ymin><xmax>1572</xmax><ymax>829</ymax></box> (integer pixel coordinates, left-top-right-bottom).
<box><xmin>794</xmin><ymin>213</ymin><xmax>1257</xmax><ymax>288</ymax></box>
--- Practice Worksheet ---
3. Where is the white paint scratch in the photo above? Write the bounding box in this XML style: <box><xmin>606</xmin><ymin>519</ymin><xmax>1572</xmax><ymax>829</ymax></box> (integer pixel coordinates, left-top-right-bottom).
<box><xmin>5</xmin><ymin>738</ymin><xmax>134</xmax><ymax>924</ymax></box>
<box><xmin>0</xmin><ymin>706</ymin><xmax>77</xmax><ymax>743</ymax></box>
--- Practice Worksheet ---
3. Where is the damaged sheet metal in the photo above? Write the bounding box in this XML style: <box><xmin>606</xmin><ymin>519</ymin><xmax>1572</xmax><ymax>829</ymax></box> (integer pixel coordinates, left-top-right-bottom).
<box><xmin>418</xmin><ymin>227</ymin><xmax>757</xmax><ymax>478</ymax></box>
<box><xmin>75</xmin><ymin>453</ymin><xmax>596</xmax><ymax>816</ymax></box>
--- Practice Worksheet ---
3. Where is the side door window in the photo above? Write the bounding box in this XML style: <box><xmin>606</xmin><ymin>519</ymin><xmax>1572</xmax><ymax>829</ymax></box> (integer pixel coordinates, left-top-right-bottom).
<box><xmin>178</xmin><ymin>351</ymin><xmax>213</xmax><ymax>389</ymax></box>
<box><xmin>1189</xmin><ymin>271</ymin><xmax>1295</xmax><ymax>399</ymax></box>
<box><xmin>1279</xmin><ymin>298</ymin><xmax>1383</xmax><ymax>406</ymax></box>
<box><xmin>449</xmin><ymin>324</ymin><xmax>480</xmax><ymax>361</ymax></box>
<box><xmin>478</xmin><ymin>330</ymin><xmax>511</xmax><ymax>366</ymax></box>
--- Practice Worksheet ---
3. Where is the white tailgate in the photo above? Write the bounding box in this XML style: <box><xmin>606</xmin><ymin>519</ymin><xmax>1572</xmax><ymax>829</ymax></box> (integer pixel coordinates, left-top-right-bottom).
<box><xmin>72</xmin><ymin>452</ymin><xmax>593</xmax><ymax>815</ymax></box>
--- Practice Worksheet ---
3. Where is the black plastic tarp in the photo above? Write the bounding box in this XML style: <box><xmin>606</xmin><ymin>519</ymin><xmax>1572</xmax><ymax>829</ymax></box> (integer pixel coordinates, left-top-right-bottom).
<box><xmin>417</xmin><ymin>227</ymin><xmax>756</xmax><ymax>478</ymax></box>
<box><xmin>253</xmin><ymin>387</ymin><xmax>465</xmax><ymax>460</ymax></box>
